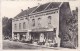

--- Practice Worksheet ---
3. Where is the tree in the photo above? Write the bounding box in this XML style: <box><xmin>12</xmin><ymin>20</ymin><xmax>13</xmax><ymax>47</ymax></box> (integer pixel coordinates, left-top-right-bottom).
<box><xmin>2</xmin><ymin>17</ymin><xmax>12</xmax><ymax>39</ymax></box>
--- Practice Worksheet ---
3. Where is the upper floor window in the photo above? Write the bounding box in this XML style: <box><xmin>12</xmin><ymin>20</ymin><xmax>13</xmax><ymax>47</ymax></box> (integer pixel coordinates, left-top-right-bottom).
<box><xmin>48</xmin><ymin>16</ymin><xmax>51</xmax><ymax>25</ymax></box>
<box><xmin>23</xmin><ymin>22</ymin><xmax>26</xmax><ymax>29</ymax></box>
<box><xmin>32</xmin><ymin>19</ymin><xmax>35</xmax><ymax>27</ymax></box>
<box><xmin>38</xmin><ymin>18</ymin><xmax>41</xmax><ymax>27</ymax></box>
<box><xmin>19</xmin><ymin>23</ymin><xmax>21</xmax><ymax>29</ymax></box>
<box><xmin>14</xmin><ymin>24</ymin><xmax>17</xmax><ymax>30</ymax></box>
<box><xmin>54</xmin><ymin>28</ymin><xmax>56</xmax><ymax>33</ymax></box>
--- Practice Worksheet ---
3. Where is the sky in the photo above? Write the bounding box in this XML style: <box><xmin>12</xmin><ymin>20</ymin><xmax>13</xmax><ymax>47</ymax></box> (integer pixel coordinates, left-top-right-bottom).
<box><xmin>1</xmin><ymin>1</ymin><xmax>79</xmax><ymax>18</ymax></box>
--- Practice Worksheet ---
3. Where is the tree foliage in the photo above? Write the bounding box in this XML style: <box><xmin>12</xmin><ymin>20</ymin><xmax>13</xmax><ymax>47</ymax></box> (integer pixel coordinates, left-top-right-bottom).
<box><xmin>62</xmin><ymin>10</ymin><xmax>78</xmax><ymax>48</ymax></box>
<box><xmin>2</xmin><ymin>17</ymin><xmax>12</xmax><ymax>38</ymax></box>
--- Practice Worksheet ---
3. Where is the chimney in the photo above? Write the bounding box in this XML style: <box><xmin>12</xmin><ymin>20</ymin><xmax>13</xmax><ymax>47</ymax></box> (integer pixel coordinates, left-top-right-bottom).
<box><xmin>4</xmin><ymin>16</ymin><xmax>5</xmax><ymax>17</ymax></box>
<box><xmin>38</xmin><ymin>3</ymin><xmax>40</xmax><ymax>6</ymax></box>
<box><xmin>76</xmin><ymin>7</ymin><xmax>78</xmax><ymax>12</ymax></box>
<box><xmin>21</xmin><ymin>9</ymin><xmax>23</xmax><ymax>12</ymax></box>
<box><xmin>28</xmin><ymin>7</ymin><xmax>30</xmax><ymax>9</ymax></box>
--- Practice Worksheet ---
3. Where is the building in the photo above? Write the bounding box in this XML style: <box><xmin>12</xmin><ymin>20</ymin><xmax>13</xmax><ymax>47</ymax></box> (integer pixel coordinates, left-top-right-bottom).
<box><xmin>12</xmin><ymin>2</ymin><xmax>76</xmax><ymax>48</ymax></box>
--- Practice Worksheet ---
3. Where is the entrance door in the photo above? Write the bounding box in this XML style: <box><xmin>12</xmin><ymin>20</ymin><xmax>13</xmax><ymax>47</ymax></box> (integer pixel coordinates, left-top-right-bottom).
<box><xmin>20</xmin><ymin>34</ymin><xmax>26</xmax><ymax>41</ymax></box>
<box><xmin>20</xmin><ymin>34</ymin><xmax>23</xmax><ymax>40</ymax></box>
<box><xmin>40</xmin><ymin>33</ymin><xmax>44</xmax><ymax>42</ymax></box>
<box><xmin>14</xmin><ymin>33</ymin><xmax>17</xmax><ymax>40</ymax></box>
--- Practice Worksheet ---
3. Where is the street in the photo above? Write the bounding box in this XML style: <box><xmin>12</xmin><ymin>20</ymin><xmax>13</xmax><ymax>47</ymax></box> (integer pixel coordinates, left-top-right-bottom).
<box><xmin>3</xmin><ymin>40</ymin><xmax>75</xmax><ymax>50</ymax></box>
<box><xmin>3</xmin><ymin>40</ymin><xmax>57</xmax><ymax>49</ymax></box>
<box><xmin>3</xmin><ymin>40</ymin><xmax>42</xmax><ymax>49</ymax></box>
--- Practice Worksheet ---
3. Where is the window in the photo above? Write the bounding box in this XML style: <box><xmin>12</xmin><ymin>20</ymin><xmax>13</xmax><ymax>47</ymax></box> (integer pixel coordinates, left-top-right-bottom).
<box><xmin>53</xmin><ymin>12</ymin><xmax>55</xmax><ymax>14</ymax></box>
<box><xmin>23</xmin><ymin>22</ymin><xmax>26</xmax><ymax>29</ymax></box>
<box><xmin>32</xmin><ymin>19</ymin><xmax>35</xmax><ymax>26</ymax></box>
<box><xmin>57</xmin><ymin>11</ymin><xmax>58</xmax><ymax>13</ymax></box>
<box><xmin>48</xmin><ymin>16</ymin><xmax>51</xmax><ymax>25</ymax></box>
<box><xmin>54</xmin><ymin>28</ymin><xmax>56</xmax><ymax>33</ymax></box>
<box><xmin>14</xmin><ymin>24</ymin><xmax>17</xmax><ymax>30</ymax></box>
<box><xmin>14</xmin><ymin>33</ymin><xmax>17</xmax><ymax>39</ymax></box>
<box><xmin>19</xmin><ymin>23</ymin><xmax>21</xmax><ymax>29</ymax></box>
<box><xmin>38</xmin><ymin>18</ymin><xmax>41</xmax><ymax>27</ymax></box>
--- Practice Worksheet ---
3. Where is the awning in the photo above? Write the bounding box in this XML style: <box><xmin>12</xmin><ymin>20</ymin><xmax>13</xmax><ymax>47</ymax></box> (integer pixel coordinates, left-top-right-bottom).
<box><xmin>13</xmin><ymin>30</ymin><xmax>28</xmax><ymax>33</ymax></box>
<box><xmin>13</xmin><ymin>28</ymin><xmax>54</xmax><ymax>33</ymax></box>
<box><xmin>31</xmin><ymin>28</ymin><xmax>53</xmax><ymax>32</ymax></box>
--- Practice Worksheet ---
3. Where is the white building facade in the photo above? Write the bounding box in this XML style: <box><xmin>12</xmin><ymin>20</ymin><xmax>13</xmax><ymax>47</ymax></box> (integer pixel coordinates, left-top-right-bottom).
<box><xmin>12</xmin><ymin>2</ymin><xmax>76</xmax><ymax>47</ymax></box>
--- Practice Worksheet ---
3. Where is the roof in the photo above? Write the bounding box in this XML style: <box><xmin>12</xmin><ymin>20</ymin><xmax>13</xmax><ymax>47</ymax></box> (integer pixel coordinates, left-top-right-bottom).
<box><xmin>33</xmin><ymin>2</ymin><xmax>50</xmax><ymax>13</ymax></box>
<box><xmin>33</xmin><ymin>2</ymin><xmax>61</xmax><ymax>13</ymax></box>
<box><xmin>45</xmin><ymin>2</ymin><xmax>61</xmax><ymax>10</ymax></box>
<box><xmin>14</xmin><ymin>6</ymin><xmax>37</xmax><ymax>18</ymax></box>
<box><xmin>14</xmin><ymin>2</ymin><xmax>62</xmax><ymax>18</ymax></box>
